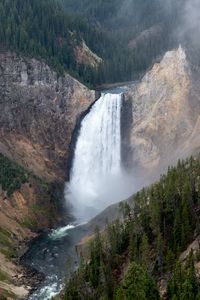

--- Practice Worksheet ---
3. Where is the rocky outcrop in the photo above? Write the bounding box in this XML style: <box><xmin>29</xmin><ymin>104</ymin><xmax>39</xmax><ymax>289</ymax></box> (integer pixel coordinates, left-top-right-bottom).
<box><xmin>0</xmin><ymin>167</ymin><xmax>58</xmax><ymax>299</ymax></box>
<box><xmin>74</xmin><ymin>40</ymin><xmax>102</xmax><ymax>68</ymax></box>
<box><xmin>124</xmin><ymin>46</ymin><xmax>200</xmax><ymax>175</ymax></box>
<box><xmin>0</xmin><ymin>51</ymin><xmax>95</xmax><ymax>182</ymax></box>
<box><xmin>0</xmin><ymin>51</ymin><xmax>96</xmax><ymax>298</ymax></box>
<box><xmin>0</xmin><ymin>179</ymin><xmax>57</xmax><ymax>242</ymax></box>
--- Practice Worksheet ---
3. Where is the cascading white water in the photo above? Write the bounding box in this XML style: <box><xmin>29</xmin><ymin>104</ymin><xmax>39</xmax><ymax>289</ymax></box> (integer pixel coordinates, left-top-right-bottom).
<box><xmin>26</xmin><ymin>91</ymin><xmax>135</xmax><ymax>300</ymax></box>
<box><xmin>66</xmin><ymin>92</ymin><xmax>133</xmax><ymax>223</ymax></box>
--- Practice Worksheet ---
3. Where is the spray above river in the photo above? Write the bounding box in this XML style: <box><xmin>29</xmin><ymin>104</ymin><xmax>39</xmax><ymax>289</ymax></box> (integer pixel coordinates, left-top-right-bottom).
<box><xmin>24</xmin><ymin>90</ymin><xmax>135</xmax><ymax>300</ymax></box>
<box><xmin>66</xmin><ymin>91</ymin><xmax>134</xmax><ymax>223</ymax></box>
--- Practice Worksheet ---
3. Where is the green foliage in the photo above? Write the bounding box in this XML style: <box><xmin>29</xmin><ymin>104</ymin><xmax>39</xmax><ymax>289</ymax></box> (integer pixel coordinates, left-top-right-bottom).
<box><xmin>87</xmin><ymin>227</ymin><xmax>102</xmax><ymax>288</ymax></box>
<box><xmin>60</xmin><ymin>0</ymin><xmax>185</xmax><ymax>85</ymax></box>
<box><xmin>64</xmin><ymin>155</ymin><xmax>200</xmax><ymax>299</ymax></box>
<box><xmin>0</xmin><ymin>154</ymin><xmax>28</xmax><ymax>196</ymax></box>
<box><xmin>0</xmin><ymin>247</ymin><xmax>16</xmax><ymax>260</ymax></box>
<box><xmin>1</xmin><ymin>0</ymin><xmax>199</xmax><ymax>87</ymax></box>
<box><xmin>0</xmin><ymin>227</ymin><xmax>16</xmax><ymax>259</ymax></box>
<box><xmin>0</xmin><ymin>229</ymin><xmax>12</xmax><ymax>248</ymax></box>
<box><xmin>0</xmin><ymin>0</ymin><xmax>101</xmax><ymax>86</ymax></box>
<box><xmin>20</xmin><ymin>217</ymin><xmax>38</xmax><ymax>230</ymax></box>
<box><xmin>167</xmin><ymin>252</ymin><xmax>200</xmax><ymax>299</ymax></box>
<box><xmin>0</xmin><ymin>290</ymin><xmax>15</xmax><ymax>300</ymax></box>
<box><xmin>0</xmin><ymin>270</ymin><xmax>10</xmax><ymax>282</ymax></box>
<box><xmin>0</xmin><ymin>0</ymin><xmax>187</xmax><ymax>86</ymax></box>
<box><xmin>115</xmin><ymin>262</ymin><xmax>160</xmax><ymax>300</ymax></box>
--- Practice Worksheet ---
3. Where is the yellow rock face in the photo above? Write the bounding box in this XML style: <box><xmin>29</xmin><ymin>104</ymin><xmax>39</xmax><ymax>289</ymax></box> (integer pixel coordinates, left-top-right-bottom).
<box><xmin>74</xmin><ymin>40</ymin><xmax>102</xmax><ymax>68</ymax></box>
<box><xmin>125</xmin><ymin>46</ymin><xmax>200</xmax><ymax>174</ymax></box>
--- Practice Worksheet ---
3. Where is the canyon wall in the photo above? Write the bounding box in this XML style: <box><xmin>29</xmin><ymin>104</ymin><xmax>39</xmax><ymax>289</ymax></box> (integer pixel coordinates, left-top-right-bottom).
<box><xmin>124</xmin><ymin>46</ymin><xmax>200</xmax><ymax>176</ymax></box>
<box><xmin>0</xmin><ymin>51</ymin><xmax>96</xmax><ymax>298</ymax></box>
<box><xmin>1</xmin><ymin>48</ymin><xmax>199</xmax><ymax>185</ymax></box>
<box><xmin>0</xmin><ymin>51</ymin><xmax>95</xmax><ymax>182</ymax></box>
<box><xmin>1</xmin><ymin>47</ymin><xmax>200</xmax><ymax>297</ymax></box>
<box><xmin>0</xmin><ymin>158</ymin><xmax>59</xmax><ymax>299</ymax></box>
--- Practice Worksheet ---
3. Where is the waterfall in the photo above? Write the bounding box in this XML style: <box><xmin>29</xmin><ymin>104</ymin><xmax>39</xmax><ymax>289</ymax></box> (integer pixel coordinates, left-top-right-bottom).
<box><xmin>66</xmin><ymin>92</ymin><xmax>133</xmax><ymax>223</ymax></box>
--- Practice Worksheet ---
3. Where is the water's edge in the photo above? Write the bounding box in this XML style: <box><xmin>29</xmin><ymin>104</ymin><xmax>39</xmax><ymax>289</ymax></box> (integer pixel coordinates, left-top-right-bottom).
<box><xmin>22</xmin><ymin>225</ymin><xmax>91</xmax><ymax>299</ymax></box>
<box><xmin>21</xmin><ymin>86</ymin><xmax>134</xmax><ymax>299</ymax></box>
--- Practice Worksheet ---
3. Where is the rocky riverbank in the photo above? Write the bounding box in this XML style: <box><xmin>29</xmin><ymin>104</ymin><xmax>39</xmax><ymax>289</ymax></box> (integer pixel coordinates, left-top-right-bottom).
<box><xmin>0</xmin><ymin>154</ymin><xmax>61</xmax><ymax>299</ymax></box>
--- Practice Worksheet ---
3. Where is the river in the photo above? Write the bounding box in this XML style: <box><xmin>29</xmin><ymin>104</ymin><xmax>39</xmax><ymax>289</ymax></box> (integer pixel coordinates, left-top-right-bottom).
<box><xmin>22</xmin><ymin>87</ymin><xmax>134</xmax><ymax>299</ymax></box>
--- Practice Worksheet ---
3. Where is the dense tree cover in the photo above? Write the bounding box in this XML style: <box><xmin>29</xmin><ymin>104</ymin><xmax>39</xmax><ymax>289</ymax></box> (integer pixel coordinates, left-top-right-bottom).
<box><xmin>167</xmin><ymin>252</ymin><xmax>200</xmax><ymax>300</ymax></box>
<box><xmin>60</xmin><ymin>0</ymin><xmax>187</xmax><ymax>84</ymax></box>
<box><xmin>114</xmin><ymin>262</ymin><xmax>160</xmax><ymax>300</ymax></box>
<box><xmin>64</xmin><ymin>156</ymin><xmax>200</xmax><ymax>299</ymax></box>
<box><xmin>0</xmin><ymin>154</ymin><xmax>28</xmax><ymax>196</ymax></box>
<box><xmin>0</xmin><ymin>0</ymin><xmax>189</xmax><ymax>87</ymax></box>
<box><xmin>1</xmin><ymin>0</ymin><xmax>199</xmax><ymax>85</ymax></box>
<box><xmin>0</xmin><ymin>0</ymin><xmax>108</xmax><ymax>86</ymax></box>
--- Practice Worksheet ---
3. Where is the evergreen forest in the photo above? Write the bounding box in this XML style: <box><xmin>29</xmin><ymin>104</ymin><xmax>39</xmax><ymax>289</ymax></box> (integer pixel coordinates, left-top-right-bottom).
<box><xmin>64</xmin><ymin>156</ymin><xmax>200</xmax><ymax>299</ymax></box>
<box><xmin>0</xmin><ymin>0</ymin><xmax>191</xmax><ymax>87</ymax></box>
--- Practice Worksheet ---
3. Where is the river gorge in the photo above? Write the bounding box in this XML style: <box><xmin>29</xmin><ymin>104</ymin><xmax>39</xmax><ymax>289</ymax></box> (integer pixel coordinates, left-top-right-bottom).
<box><xmin>22</xmin><ymin>88</ymin><xmax>135</xmax><ymax>299</ymax></box>
<box><xmin>1</xmin><ymin>46</ymin><xmax>200</xmax><ymax>299</ymax></box>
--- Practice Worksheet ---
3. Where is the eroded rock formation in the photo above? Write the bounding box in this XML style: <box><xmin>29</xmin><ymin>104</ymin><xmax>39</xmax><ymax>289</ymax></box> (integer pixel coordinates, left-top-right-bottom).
<box><xmin>0</xmin><ymin>170</ymin><xmax>58</xmax><ymax>299</ymax></box>
<box><xmin>0</xmin><ymin>51</ymin><xmax>95</xmax><ymax>182</ymax></box>
<box><xmin>125</xmin><ymin>46</ymin><xmax>200</xmax><ymax>175</ymax></box>
<box><xmin>0</xmin><ymin>52</ymin><xmax>96</xmax><ymax>298</ymax></box>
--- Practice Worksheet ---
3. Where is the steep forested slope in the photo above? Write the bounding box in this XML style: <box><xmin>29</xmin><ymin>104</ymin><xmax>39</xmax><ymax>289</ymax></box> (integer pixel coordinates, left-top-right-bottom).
<box><xmin>61</xmin><ymin>0</ymin><xmax>174</xmax><ymax>33</ymax></box>
<box><xmin>0</xmin><ymin>0</ymin><xmax>190</xmax><ymax>86</ymax></box>
<box><xmin>0</xmin><ymin>0</ymin><xmax>107</xmax><ymax>86</ymax></box>
<box><xmin>1</xmin><ymin>0</ymin><xmax>198</xmax><ymax>86</ymax></box>
<box><xmin>60</xmin><ymin>0</ymin><xmax>186</xmax><ymax>83</ymax></box>
<box><xmin>64</xmin><ymin>156</ymin><xmax>200</xmax><ymax>299</ymax></box>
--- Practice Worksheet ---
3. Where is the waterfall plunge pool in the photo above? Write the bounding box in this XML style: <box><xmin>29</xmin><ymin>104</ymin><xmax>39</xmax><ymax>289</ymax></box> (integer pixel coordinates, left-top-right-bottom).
<box><xmin>22</xmin><ymin>224</ymin><xmax>89</xmax><ymax>300</ymax></box>
<box><xmin>22</xmin><ymin>89</ymin><xmax>135</xmax><ymax>299</ymax></box>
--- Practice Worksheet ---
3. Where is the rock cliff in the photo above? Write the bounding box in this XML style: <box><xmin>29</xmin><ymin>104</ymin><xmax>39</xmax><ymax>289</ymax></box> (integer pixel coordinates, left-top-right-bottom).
<box><xmin>0</xmin><ymin>52</ymin><xmax>96</xmax><ymax>298</ymax></box>
<box><xmin>125</xmin><ymin>46</ymin><xmax>200</xmax><ymax>175</ymax></box>
<box><xmin>2</xmin><ymin>45</ymin><xmax>200</xmax><ymax>298</ymax></box>
<box><xmin>0</xmin><ymin>51</ymin><xmax>95</xmax><ymax>182</ymax></box>
<box><xmin>0</xmin><ymin>153</ymin><xmax>59</xmax><ymax>299</ymax></box>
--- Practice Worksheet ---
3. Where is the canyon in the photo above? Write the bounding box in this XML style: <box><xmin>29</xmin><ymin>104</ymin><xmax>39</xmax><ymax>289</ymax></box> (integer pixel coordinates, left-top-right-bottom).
<box><xmin>2</xmin><ymin>47</ymin><xmax>200</xmax><ymax>185</ymax></box>
<box><xmin>1</xmin><ymin>45</ymin><xmax>200</xmax><ymax>298</ymax></box>
<box><xmin>0</xmin><ymin>51</ymin><xmax>96</xmax><ymax>182</ymax></box>
<box><xmin>125</xmin><ymin>46</ymin><xmax>200</xmax><ymax>179</ymax></box>
<box><xmin>0</xmin><ymin>51</ymin><xmax>96</xmax><ymax>298</ymax></box>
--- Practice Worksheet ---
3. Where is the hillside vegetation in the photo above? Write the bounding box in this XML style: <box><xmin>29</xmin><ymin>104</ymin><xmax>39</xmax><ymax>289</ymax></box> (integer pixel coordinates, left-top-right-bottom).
<box><xmin>64</xmin><ymin>156</ymin><xmax>200</xmax><ymax>299</ymax></box>
<box><xmin>0</xmin><ymin>153</ymin><xmax>58</xmax><ymax>257</ymax></box>
<box><xmin>0</xmin><ymin>154</ymin><xmax>59</xmax><ymax>298</ymax></box>
<box><xmin>59</xmin><ymin>0</ymin><xmax>184</xmax><ymax>84</ymax></box>
<box><xmin>0</xmin><ymin>154</ymin><xmax>28</xmax><ymax>197</ymax></box>
<box><xmin>0</xmin><ymin>0</ymin><xmax>105</xmax><ymax>86</ymax></box>
<box><xmin>0</xmin><ymin>0</ymin><xmax>187</xmax><ymax>86</ymax></box>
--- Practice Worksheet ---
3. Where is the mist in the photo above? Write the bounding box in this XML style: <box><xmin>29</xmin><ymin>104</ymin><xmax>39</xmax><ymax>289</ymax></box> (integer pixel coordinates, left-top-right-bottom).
<box><xmin>63</xmin><ymin>0</ymin><xmax>200</xmax><ymax>225</ymax></box>
<box><xmin>176</xmin><ymin>0</ymin><xmax>200</xmax><ymax>68</ymax></box>
<box><xmin>182</xmin><ymin>0</ymin><xmax>200</xmax><ymax>34</ymax></box>
<box><xmin>65</xmin><ymin>92</ymin><xmax>135</xmax><ymax>224</ymax></box>
<box><xmin>65</xmin><ymin>170</ymin><xmax>135</xmax><ymax>224</ymax></box>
